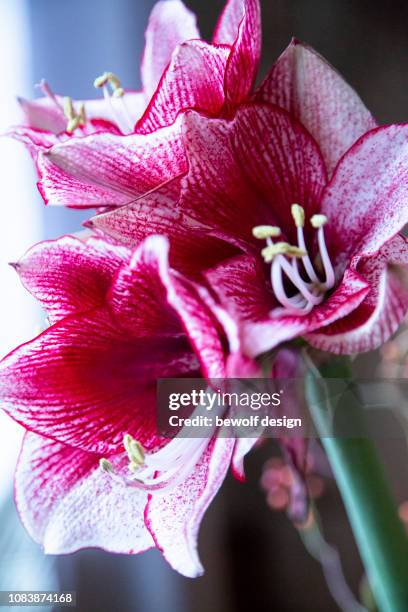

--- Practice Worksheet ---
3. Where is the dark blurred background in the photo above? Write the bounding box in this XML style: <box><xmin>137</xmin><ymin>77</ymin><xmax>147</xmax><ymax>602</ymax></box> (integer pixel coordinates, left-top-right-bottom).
<box><xmin>0</xmin><ymin>1</ymin><xmax>408</xmax><ymax>610</ymax></box>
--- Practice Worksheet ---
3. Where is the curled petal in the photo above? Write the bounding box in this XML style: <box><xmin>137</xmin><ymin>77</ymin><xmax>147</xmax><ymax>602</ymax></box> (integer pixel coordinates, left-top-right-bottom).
<box><xmin>306</xmin><ymin>235</ymin><xmax>408</xmax><ymax>354</ymax></box>
<box><xmin>108</xmin><ymin>235</ymin><xmax>228</xmax><ymax>379</ymax></box>
<box><xmin>231</xmin><ymin>437</ymin><xmax>258</xmax><ymax>481</ymax></box>
<box><xmin>206</xmin><ymin>255</ymin><xmax>370</xmax><ymax>356</ymax></box>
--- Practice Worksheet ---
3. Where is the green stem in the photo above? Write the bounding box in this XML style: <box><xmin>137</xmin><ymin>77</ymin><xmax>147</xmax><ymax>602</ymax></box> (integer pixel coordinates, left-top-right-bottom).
<box><xmin>305</xmin><ymin>367</ymin><xmax>408</xmax><ymax>612</ymax></box>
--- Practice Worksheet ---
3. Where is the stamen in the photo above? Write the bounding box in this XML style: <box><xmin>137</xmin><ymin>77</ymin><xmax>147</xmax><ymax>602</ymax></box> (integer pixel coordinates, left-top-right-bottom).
<box><xmin>123</xmin><ymin>434</ymin><xmax>145</xmax><ymax>471</ymax></box>
<box><xmin>78</xmin><ymin>102</ymin><xmax>86</xmax><ymax>125</ymax></box>
<box><xmin>252</xmin><ymin>225</ymin><xmax>281</xmax><ymax>240</ymax></box>
<box><xmin>253</xmin><ymin>205</ymin><xmax>336</xmax><ymax>316</ymax></box>
<box><xmin>94</xmin><ymin>71</ymin><xmax>133</xmax><ymax>133</ymax></box>
<box><xmin>310</xmin><ymin>215</ymin><xmax>335</xmax><ymax>289</ymax></box>
<box><xmin>310</xmin><ymin>214</ymin><xmax>327</xmax><ymax>228</ymax></box>
<box><xmin>63</xmin><ymin>96</ymin><xmax>86</xmax><ymax>133</ymax></box>
<box><xmin>261</xmin><ymin>242</ymin><xmax>306</xmax><ymax>263</ymax></box>
<box><xmin>291</xmin><ymin>203</ymin><xmax>305</xmax><ymax>228</ymax></box>
<box><xmin>291</xmin><ymin>204</ymin><xmax>319</xmax><ymax>284</ymax></box>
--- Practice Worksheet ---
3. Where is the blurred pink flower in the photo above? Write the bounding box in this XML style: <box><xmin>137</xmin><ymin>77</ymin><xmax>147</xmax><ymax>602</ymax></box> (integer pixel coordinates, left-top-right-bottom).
<box><xmin>9</xmin><ymin>0</ymin><xmax>261</xmax><ymax>195</ymax></box>
<box><xmin>0</xmin><ymin>234</ymin><xmax>246</xmax><ymax>576</ymax></box>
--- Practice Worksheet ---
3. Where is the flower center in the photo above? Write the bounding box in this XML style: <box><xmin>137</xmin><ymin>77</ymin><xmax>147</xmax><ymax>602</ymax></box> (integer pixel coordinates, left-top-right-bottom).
<box><xmin>94</xmin><ymin>71</ymin><xmax>133</xmax><ymax>134</ymax></box>
<box><xmin>37</xmin><ymin>80</ymin><xmax>86</xmax><ymax>134</ymax></box>
<box><xmin>100</xmin><ymin>432</ymin><xmax>211</xmax><ymax>493</ymax></box>
<box><xmin>252</xmin><ymin>204</ymin><xmax>335</xmax><ymax>316</ymax></box>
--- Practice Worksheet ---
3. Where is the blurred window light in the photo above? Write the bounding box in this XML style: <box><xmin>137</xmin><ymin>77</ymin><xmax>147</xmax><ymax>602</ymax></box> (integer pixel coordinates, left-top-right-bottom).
<box><xmin>0</xmin><ymin>0</ymin><xmax>43</xmax><ymax>504</ymax></box>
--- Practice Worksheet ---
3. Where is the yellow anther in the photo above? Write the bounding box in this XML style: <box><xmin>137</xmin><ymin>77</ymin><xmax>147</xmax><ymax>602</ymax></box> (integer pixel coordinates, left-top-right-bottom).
<box><xmin>94</xmin><ymin>71</ymin><xmax>124</xmax><ymax>94</ymax></box>
<box><xmin>291</xmin><ymin>204</ymin><xmax>305</xmax><ymax>228</ymax></box>
<box><xmin>123</xmin><ymin>434</ymin><xmax>145</xmax><ymax>467</ymax></box>
<box><xmin>261</xmin><ymin>242</ymin><xmax>306</xmax><ymax>263</ymax></box>
<box><xmin>105</xmin><ymin>72</ymin><xmax>121</xmax><ymax>89</ymax></box>
<box><xmin>252</xmin><ymin>225</ymin><xmax>281</xmax><ymax>240</ymax></box>
<box><xmin>63</xmin><ymin>96</ymin><xmax>75</xmax><ymax>120</ymax></box>
<box><xmin>94</xmin><ymin>72</ymin><xmax>110</xmax><ymax>88</ymax></box>
<box><xmin>99</xmin><ymin>458</ymin><xmax>113</xmax><ymax>473</ymax></box>
<box><xmin>310</xmin><ymin>214</ymin><xmax>328</xmax><ymax>229</ymax></box>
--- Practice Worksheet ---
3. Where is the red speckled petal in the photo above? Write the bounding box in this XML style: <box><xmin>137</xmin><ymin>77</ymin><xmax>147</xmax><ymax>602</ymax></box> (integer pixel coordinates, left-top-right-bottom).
<box><xmin>141</xmin><ymin>0</ymin><xmax>200</xmax><ymax>99</ymax></box>
<box><xmin>37</xmin><ymin>119</ymin><xmax>185</xmax><ymax>208</ymax></box>
<box><xmin>136</xmin><ymin>41</ymin><xmax>229</xmax><ymax>134</ymax></box>
<box><xmin>306</xmin><ymin>234</ymin><xmax>408</xmax><ymax>354</ymax></box>
<box><xmin>322</xmin><ymin>124</ymin><xmax>408</xmax><ymax>268</ymax></box>
<box><xmin>13</xmin><ymin>235</ymin><xmax>129</xmax><ymax>323</ymax></box>
<box><xmin>254</xmin><ymin>40</ymin><xmax>376</xmax><ymax>175</ymax></box>
<box><xmin>15</xmin><ymin>432</ymin><xmax>153</xmax><ymax>554</ymax></box>
<box><xmin>145</xmin><ymin>437</ymin><xmax>234</xmax><ymax>577</ymax></box>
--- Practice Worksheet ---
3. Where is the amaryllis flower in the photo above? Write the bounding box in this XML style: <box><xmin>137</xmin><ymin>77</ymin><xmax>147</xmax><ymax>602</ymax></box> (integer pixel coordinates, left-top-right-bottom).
<box><xmin>0</xmin><ymin>234</ymin><xmax>246</xmax><ymax>577</ymax></box>
<box><xmin>95</xmin><ymin>102</ymin><xmax>408</xmax><ymax>357</ymax></box>
<box><xmin>33</xmin><ymin>36</ymin><xmax>376</xmax><ymax>220</ymax></box>
<box><xmin>10</xmin><ymin>0</ymin><xmax>260</xmax><ymax>198</ymax></box>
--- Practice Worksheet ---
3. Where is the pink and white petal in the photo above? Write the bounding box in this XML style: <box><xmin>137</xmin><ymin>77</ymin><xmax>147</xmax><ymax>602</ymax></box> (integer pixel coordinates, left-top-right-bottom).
<box><xmin>321</xmin><ymin>123</ymin><xmax>408</xmax><ymax>268</ymax></box>
<box><xmin>15</xmin><ymin>432</ymin><xmax>153</xmax><ymax>554</ymax></box>
<box><xmin>213</xmin><ymin>0</ymin><xmax>248</xmax><ymax>44</ymax></box>
<box><xmin>109</xmin><ymin>236</ymin><xmax>227</xmax><ymax>378</ymax></box>
<box><xmin>18</xmin><ymin>96</ymin><xmax>67</xmax><ymax>134</ymax></box>
<box><xmin>141</xmin><ymin>0</ymin><xmax>200</xmax><ymax>99</ymax></box>
<box><xmin>37</xmin><ymin>119</ymin><xmax>186</xmax><ymax>208</ymax></box>
<box><xmin>108</xmin><ymin>236</ymin><xmax>180</xmax><ymax>336</ymax></box>
<box><xmin>0</xmin><ymin>307</ymin><xmax>195</xmax><ymax>453</ymax></box>
<box><xmin>254</xmin><ymin>40</ymin><xmax>376</xmax><ymax>175</ymax></box>
<box><xmin>13</xmin><ymin>235</ymin><xmax>129</xmax><ymax>323</ymax></box>
<box><xmin>136</xmin><ymin>41</ymin><xmax>229</xmax><ymax>134</ymax></box>
<box><xmin>206</xmin><ymin>255</ymin><xmax>278</xmax><ymax>324</ymax></box>
<box><xmin>223</xmin><ymin>0</ymin><xmax>261</xmax><ymax>106</ymax></box>
<box><xmin>306</xmin><ymin>235</ymin><xmax>408</xmax><ymax>354</ymax></box>
<box><xmin>181</xmin><ymin>105</ymin><xmax>327</xmax><ymax>246</ymax></box>
<box><xmin>90</xmin><ymin>184</ymin><xmax>238</xmax><ymax>277</ymax></box>
<box><xmin>7</xmin><ymin>125</ymin><xmax>59</xmax><ymax>158</ymax></box>
<box><xmin>207</xmin><ymin>255</ymin><xmax>370</xmax><ymax>356</ymax></box>
<box><xmin>145</xmin><ymin>437</ymin><xmax>234</xmax><ymax>577</ymax></box>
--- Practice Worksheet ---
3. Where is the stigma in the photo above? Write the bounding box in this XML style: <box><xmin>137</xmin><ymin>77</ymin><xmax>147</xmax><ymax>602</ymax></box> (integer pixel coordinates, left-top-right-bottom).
<box><xmin>252</xmin><ymin>204</ymin><xmax>335</xmax><ymax>316</ymax></box>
